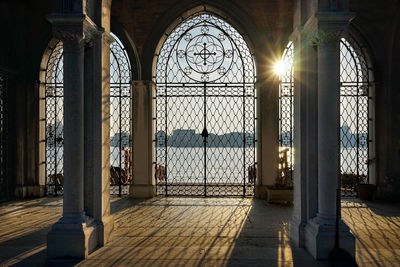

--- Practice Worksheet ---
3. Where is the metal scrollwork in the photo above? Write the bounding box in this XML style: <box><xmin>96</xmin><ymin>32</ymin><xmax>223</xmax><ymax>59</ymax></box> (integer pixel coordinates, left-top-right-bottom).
<box><xmin>174</xmin><ymin>21</ymin><xmax>234</xmax><ymax>83</ymax></box>
<box><xmin>154</xmin><ymin>13</ymin><xmax>257</xmax><ymax>197</ymax></box>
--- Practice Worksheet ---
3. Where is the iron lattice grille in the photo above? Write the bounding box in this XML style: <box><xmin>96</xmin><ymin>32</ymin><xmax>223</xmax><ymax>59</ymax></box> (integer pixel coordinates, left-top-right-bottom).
<box><xmin>109</xmin><ymin>34</ymin><xmax>132</xmax><ymax>196</ymax></box>
<box><xmin>42</xmin><ymin>35</ymin><xmax>132</xmax><ymax>196</ymax></box>
<box><xmin>154</xmin><ymin>13</ymin><xmax>257</xmax><ymax>197</ymax></box>
<box><xmin>340</xmin><ymin>37</ymin><xmax>370</xmax><ymax>196</ymax></box>
<box><xmin>43</xmin><ymin>41</ymin><xmax>64</xmax><ymax>196</ymax></box>
<box><xmin>278</xmin><ymin>42</ymin><xmax>294</xmax><ymax>186</ymax></box>
<box><xmin>0</xmin><ymin>73</ymin><xmax>7</xmax><ymax>201</ymax></box>
<box><xmin>279</xmin><ymin>38</ymin><xmax>371</xmax><ymax>196</ymax></box>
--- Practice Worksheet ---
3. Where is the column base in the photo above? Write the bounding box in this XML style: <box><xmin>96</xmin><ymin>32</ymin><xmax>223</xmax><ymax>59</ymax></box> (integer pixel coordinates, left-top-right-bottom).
<box><xmin>129</xmin><ymin>184</ymin><xmax>156</xmax><ymax>198</ymax></box>
<box><xmin>304</xmin><ymin>217</ymin><xmax>355</xmax><ymax>260</ymax></box>
<box><xmin>15</xmin><ymin>185</ymin><xmax>45</xmax><ymax>198</ymax></box>
<box><xmin>291</xmin><ymin>215</ymin><xmax>306</xmax><ymax>247</ymax></box>
<box><xmin>47</xmin><ymin>217</ymin><xmax>99</xmax><ymax>259</ymax></box>
<box><xmin>255</xmin><ymin>185</ymin><xmax>268</xmax><ymax>199</ymax></box>
<box><xmin>97</xmin><ymin>215</ymin><xmax>114</xmax><ymax>245</ymax></box>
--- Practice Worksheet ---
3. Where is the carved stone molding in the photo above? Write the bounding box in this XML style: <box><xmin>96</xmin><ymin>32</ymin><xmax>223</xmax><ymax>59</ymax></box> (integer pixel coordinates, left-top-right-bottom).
<box><xmin>296</xmin><ymin>11</ymin><xmax>354</xmax><ymax>46</ymax></box>
<box><xmin>103</xmin><ymin>31</ymin><xmax>115</xmax><ymax>46</ymax></box>
<box><xmin>310</xmin><ymin>28</ymin><xmax>346</xmax><ymax>46</ymax></box>
<box><xmin>53</xmin><ymin>27</ymin><xmax>85</xmax><ymax>44</ymax></box>
<box><xmin>47</xmin><ymin>13</ymin><xmax>103</xmax><ymax>49</ymax></box>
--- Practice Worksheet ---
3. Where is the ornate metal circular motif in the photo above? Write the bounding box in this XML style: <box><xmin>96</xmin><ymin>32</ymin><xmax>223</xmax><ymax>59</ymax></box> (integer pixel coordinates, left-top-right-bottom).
<box><xmin>175</xmin><ymin>23</ymin><xmax>234</xmax><ymax>82</ymax></box>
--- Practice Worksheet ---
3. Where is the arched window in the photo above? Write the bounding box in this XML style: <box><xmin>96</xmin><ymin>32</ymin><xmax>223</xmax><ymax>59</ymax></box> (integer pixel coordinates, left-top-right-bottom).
<box><xmin>278</xmin><ymin>37</ymin><xmax>373</xmax><ymax>195</ymax></box>
<box><xmin>40</xmin><ymin>33</ymin><xmax>132</xmax><ymax>196</ymax></box>
<box><xmin>278</xmin><ymin>42</ymin><xmax>294</xmax><ymax>186</ymax></box>
<box><xmin>340</xmin><ymin>37</ymin><xmax>371</xmax><ymax>193</ymax></box>
<box><xmin>154</xmin><ymin>12</ymin><xmax>257</xmax><ymax>196</ymax></box>
<box><xmin>109</xmin><ymin>33</ymin><xmax>132</xmax><ymax>195</ymax></box>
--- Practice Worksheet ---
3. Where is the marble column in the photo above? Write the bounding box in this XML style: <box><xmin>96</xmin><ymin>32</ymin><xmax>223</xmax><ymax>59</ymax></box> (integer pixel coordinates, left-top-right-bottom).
<box><xmin>130</xmin><ymin>80</ymin><xmax>156</xmax><ymax>198</ymax></box>
<box><xmin>317</xmin><ymin>31</ymin><xmax>340</xmax><ymax>223</ymax></box>
<box><xmin>291</xmin><ymin>32</ymin><xmax>319</xmax><ymax>248</ymax></box>
<box><xmin>62</xmin><ymin>31</ymin><xmax>85</xmax><ymax>225</ymax></box>
<box><xmin>304</xmin><ymin>12</ymin><xmax>355</xmax><ymax>259</ymax></box>
<box><xmin>47</xmin><ymin>14</ymin><xmax>99</xmax><ymax>259</ymax></box>
<box><xmin>83</xmin><ymin>29</ymin><xmax>114</xmax><ymax>245</ymax></box>
<box><xmin>255</xmin><ymin>79</ymin><xmax>280</xmax><ymax>199</ymax></box>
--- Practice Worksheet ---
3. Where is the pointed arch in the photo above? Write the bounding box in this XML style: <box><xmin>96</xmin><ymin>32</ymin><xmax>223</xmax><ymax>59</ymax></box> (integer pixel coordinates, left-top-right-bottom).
<box><xmin>39</xmin><ymin>33</ymin><xmax>136</xmax><ymax>195</ymax></box>
<box><xmin>278</xmin><ymin>34</ymin><xmax>375</xmax><ymax>195</ymax></box>
<box><xmin>143</xmin><ymin>2</ymin><xmax>259</xmax><ymax>81</ymax></box>
<box><xmin>153</xmin><ymin>11</ymin><xmax>257</xmax><ymax>196</ymax></box>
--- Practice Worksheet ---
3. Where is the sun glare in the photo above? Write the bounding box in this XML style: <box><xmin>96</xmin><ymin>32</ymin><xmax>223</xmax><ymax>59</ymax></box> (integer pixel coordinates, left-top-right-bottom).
<box><xmin>274</xmin><ymin>59</ymin><xmax>290</xmax><ymax>76</ymax></box>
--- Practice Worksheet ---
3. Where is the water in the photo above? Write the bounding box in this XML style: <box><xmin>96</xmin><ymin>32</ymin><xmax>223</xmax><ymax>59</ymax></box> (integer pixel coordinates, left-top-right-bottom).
<box><xmin>46</xmin><ymin>146</ymin><xmax>129</xmax><ymax>175</ymax></box>
<box><xmin>46</xmin><ymin>146</ymin><xmax>367</xmax><ymax>180</ymax></box>
<box><xmin>155</xmin><ymin>147</ymin><xmax>256</xmax><ymax>184</ymax></box>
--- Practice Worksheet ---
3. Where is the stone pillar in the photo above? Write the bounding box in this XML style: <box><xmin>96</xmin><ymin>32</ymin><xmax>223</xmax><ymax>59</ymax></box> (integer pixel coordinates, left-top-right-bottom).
<box><xmin>255</xmin><ymin>79</ymin><xmax>279</xmax><ymax>199</ymax></box>
<box><xmin>46</xmin><ymin>14</ymin><xmax>99</xmax><ymax>259</ymax></box>
<box><xmin>83</xmin><ymin>28</ymin><xmax>114</xmax><ymax>245</ymax></box>
<box><xmin>304</xmin><ymin>12</ymin><xmax>355</xmax><ymax>259</ymax></box>
<box><xmin>291</xmin><ymin>33</ymin><xmax>319</xmax><ymax>248</ymax></box>
<box><xmin>130</xmin><ymin>80</ymin><xmax>155</xmax><ymax>198</ymax></box>
<box><xmin>317</xmin><ymin>33</ymin><xmax>340</xmax><ymax>222</ymax></box>
<box><xmin>59</xmin><ymin>25</ymin><xmax>85</xmax><ymax>225</ymax></box>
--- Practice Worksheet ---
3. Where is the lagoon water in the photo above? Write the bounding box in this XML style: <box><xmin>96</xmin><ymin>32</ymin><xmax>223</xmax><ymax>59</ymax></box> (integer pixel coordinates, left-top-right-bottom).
<box><xmin>46</xmin><ymin>146</ymin><xmax>368</xmax><ymax>183</ymax></box>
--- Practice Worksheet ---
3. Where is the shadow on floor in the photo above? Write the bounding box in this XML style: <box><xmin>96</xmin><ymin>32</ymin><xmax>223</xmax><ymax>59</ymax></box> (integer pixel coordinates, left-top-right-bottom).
<box><xmin>342</xmin><ymin>198</ymin><xmax>400</xmax><ymax>266</ymax></box>
<box><xmin>0</xmin><ymin>198</ymin><xmax>62</xmax><ymax>266</ymax></box>
<box><xmin>225</xmin><ymin>199</ymin><xmax>330</xmax><ymax>267</ymax></box>
<box><xmin>2</xmin><ymin>197</ymin><xmax>399</xmax><ymax>266</ymax></box>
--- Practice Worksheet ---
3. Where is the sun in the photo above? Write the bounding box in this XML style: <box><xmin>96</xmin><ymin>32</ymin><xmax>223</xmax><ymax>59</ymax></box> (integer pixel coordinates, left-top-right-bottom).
<box><xmin>274</xmin><ymin>59</ymin><xmax>290</xmax><ymax>76</ymax></box>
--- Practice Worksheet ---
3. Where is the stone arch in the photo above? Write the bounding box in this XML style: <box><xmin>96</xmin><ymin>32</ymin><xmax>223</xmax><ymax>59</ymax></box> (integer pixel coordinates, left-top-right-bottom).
<box><xmin>152</xmin><ymin>10</ymin><xmax>257</xmax><ymax>196</ymax></box>
<box><xmin>111</xmin><ymin>19</ymin><xmax>141</xmax><ymax>80</ymax></box>
<box><xmin>38</xmin><ymin>32</ymin><xmax>137</xmax><ymax>196</ymax></box>
<box><xmin>142</xmin><ymin>0</ymin><xmax>260</xmax><ymax>81</ymax></box>
<box><xmin>342</xmin><ymin>25</ymin><xmax>377</xmax><ymax>186</ymax></box>
<box><xmin>278</xmin><ymin>29</ymin><xmax>376</xmax><ymax>192</ymax></box>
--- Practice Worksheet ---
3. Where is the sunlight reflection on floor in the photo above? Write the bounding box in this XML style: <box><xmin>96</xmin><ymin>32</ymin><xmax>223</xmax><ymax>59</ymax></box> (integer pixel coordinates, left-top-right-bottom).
<box><xmin>0</xmin><ymin>197</ymin><xmax>399</xmax><ymax>266</ymax></box>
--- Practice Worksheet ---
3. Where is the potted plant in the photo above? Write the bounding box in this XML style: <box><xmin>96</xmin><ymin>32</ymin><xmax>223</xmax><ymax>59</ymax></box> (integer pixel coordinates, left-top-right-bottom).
<box><xmin>357</xmin><ymin>158</ymin><xmax>376</xmax><ymax>201</ymax></box>
<box><xmin>341</xmin><ymin>173</ymin><xmax>359</xmax><ymax>196</ymax></box>
<box><xmin>357</xmin><ymin>175</ymin><xmax>375</xmax><ymax>201</ymax></box>
<box><xmin>267</xmin><ymin>148</ymin><xmax>294</xmax><ymax>204</ymax></box>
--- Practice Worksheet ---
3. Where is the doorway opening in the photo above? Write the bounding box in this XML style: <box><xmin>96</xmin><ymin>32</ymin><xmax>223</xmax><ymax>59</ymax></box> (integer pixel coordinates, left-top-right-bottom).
<box><xmin>154</xmin><ymin>12</ymin><xmax>257</xmax><ymax>196</ymax></box>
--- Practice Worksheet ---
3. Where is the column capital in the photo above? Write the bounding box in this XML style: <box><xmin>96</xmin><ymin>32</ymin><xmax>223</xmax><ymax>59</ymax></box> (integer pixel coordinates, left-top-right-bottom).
<box><xmin>314</xmin><ymin>12</ymin><xmax>355</xmax><ymax>45</ymax></box>
<box><xmin>47</xmin><ymin>13</ymin><xmax>104</xmax><ymax>47</ymax></box>
<box><xmin>311</xmin><ymin>28</ymin><xmax>345</xmax><ymax>46</ymax></box>
<box><xmin>103</xmin><ymin>31</ymin><xmax>115</xmax><ymax>46</ymax></box>
<box><xmin>299</xmin><ymin>12</ymin><xmax>355</xmax><ymax>46</ymax></box>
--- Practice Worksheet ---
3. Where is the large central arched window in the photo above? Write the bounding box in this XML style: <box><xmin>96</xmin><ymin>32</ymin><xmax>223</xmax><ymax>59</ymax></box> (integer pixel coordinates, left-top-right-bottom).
<box><xmin>278</xmin><ymin>36</ymin><xmax>373</xmax><ymax>196</ymax></box>
<box><xmin>154</xmin><ymin>12</ymin><xmax>257</xmax><ymax>197</ymax></box>
<box><xmin>40</xmin><ymin>33</ymin><xmax>132</xmax><ymax>196</ymax></box>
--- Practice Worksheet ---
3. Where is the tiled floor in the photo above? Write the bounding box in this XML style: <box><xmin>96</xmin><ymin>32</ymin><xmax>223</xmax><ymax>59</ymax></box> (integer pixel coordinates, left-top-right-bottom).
<box><xmin>0</xmin><ymin>197</ymin><xmax>399</xmax><ymax>266</ymax></box>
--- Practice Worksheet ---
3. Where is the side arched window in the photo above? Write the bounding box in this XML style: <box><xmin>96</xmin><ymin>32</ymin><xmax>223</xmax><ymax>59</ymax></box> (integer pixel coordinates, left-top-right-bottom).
<box><xmin>278</xmin><ymin>37</ymin><xmax>373</xmax><ymax>193</ymax></box>
<box><xmin>40</xmin><ymin>34</ymin><xmax>133</xmax><ymax>196</ymax></box>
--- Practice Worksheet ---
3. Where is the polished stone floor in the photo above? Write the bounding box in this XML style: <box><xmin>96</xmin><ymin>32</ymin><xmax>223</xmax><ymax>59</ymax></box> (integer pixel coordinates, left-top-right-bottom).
<box><xmin>0</xmin><ymin>197</ymin><xmax>399</xmax><ymax>266</ymax></box>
